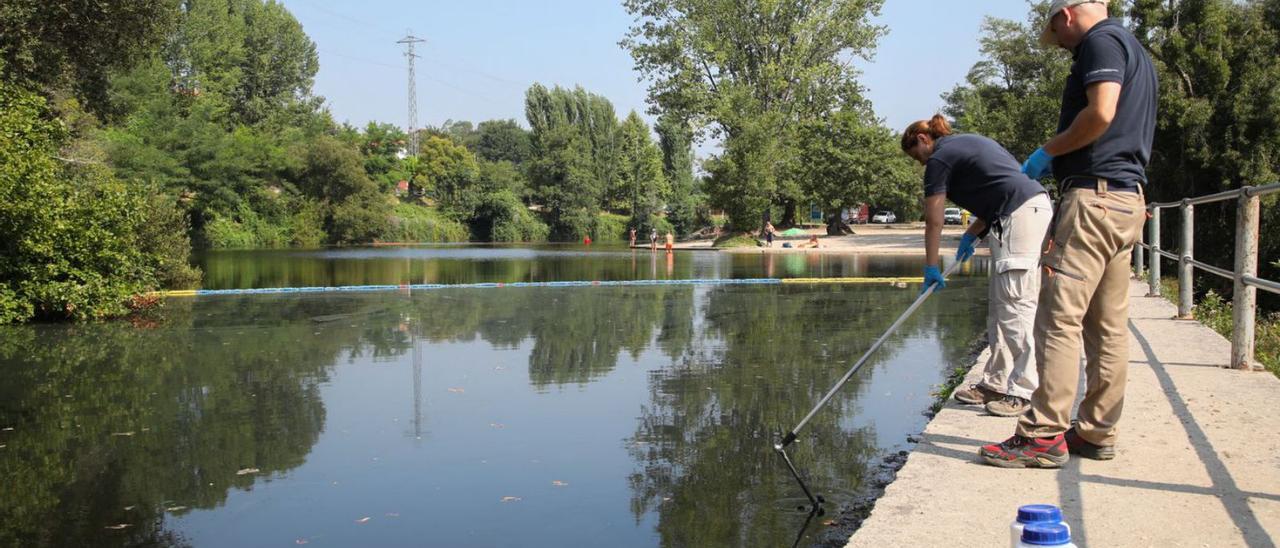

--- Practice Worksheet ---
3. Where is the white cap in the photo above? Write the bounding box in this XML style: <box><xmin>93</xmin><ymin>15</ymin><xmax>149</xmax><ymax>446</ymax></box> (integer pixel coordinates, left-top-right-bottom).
<box><xmin>1040</xmin><ymin>0</ymin><xmax>1105</xmax><ymax>46</ymax></box>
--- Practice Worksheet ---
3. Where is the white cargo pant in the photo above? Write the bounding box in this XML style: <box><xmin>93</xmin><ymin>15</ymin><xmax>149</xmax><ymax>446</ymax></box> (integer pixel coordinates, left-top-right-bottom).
<box><xmin>979</xmin><ymin>192</ymin><xmax>1053</xmax><ymax>400</ymax></box>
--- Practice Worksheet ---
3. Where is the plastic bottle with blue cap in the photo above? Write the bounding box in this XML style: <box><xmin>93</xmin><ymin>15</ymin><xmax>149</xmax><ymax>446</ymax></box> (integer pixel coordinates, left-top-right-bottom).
<box><xmin>1010</xmin><ymin>504</ymin><xmax>1070</xmax><ymax>548</ymax></box>
<box><xmin>1016</xmin><ymin>522</ymin><xmax>1076</xmax><ymax>548</ymax></box>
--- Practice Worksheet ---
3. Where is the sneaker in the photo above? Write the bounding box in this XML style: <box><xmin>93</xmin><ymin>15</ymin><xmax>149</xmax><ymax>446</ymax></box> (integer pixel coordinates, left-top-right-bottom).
<box><xmin>953</xmin><ymin>384</ymin><xmax>1002</xmax><ymax>405</ymax></box>
<box><xmin>1065</xmin><ymin>427</ymin><xmax>1116</xmax><ymax>460</ymax></box>
<box><xmin>985</xmin><ymin>395</ymin><xmax>1030</xmax><ymax>417</ymax></box>
<box><xmin>979</xmin><ymin>434</ymin><xmax>1068</xmax><ymax>468</ymax></box>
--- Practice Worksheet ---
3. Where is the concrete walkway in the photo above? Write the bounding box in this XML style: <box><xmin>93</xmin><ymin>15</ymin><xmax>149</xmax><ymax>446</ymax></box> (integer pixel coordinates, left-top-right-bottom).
<box><xmin>848</xmin><ymin>279</ymin><xmax>1280</xmax><ymax>547</ymax></box>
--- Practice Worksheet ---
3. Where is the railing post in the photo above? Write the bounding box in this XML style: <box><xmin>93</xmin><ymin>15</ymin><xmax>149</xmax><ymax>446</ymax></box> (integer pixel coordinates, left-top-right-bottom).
<box><xmin>1231</xmin><ymin>188</ymin><xmax>1260</xmax><ymax>370</ymax></box>
<box><xmin>1148</xmin><ymin>206</ymin><xmax>1161</xmax><ymax>297</ymax></box>
<box><xmin>1135</xmin><ymin>224</ymin><xmax>1146</xmax><ymax>279</ymax></box>
<box><xmin>1178</xmin><ymin>200</ymin><xmax>1194</xmax><ymax>319</ymax></box>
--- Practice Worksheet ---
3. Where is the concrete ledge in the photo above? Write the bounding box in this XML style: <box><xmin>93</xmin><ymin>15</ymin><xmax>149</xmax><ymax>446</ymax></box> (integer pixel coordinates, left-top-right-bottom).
<box><xmin>846</xmin><ymin>279</ymin><xmax>1280</xmax><ymax>547</ymax></box>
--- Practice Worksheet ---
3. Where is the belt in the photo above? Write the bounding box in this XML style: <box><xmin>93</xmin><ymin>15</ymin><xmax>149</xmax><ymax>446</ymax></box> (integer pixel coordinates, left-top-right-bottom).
<box><xmin>1062</xmin><ymin>177</ymin><xmax>1141</xmax><ymax>193</ymax></box>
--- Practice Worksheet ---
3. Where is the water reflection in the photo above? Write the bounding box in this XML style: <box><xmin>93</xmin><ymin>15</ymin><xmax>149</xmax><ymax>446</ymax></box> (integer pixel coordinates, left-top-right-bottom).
<box><xmin>194</xmin><ymin>245</ymin><xmax>987</xmax><ymax>290</ymax></box>
<box><xmin>0</xmin><ymin>270</ymin><xmax>985</xmax><ymax>547</ymax></box>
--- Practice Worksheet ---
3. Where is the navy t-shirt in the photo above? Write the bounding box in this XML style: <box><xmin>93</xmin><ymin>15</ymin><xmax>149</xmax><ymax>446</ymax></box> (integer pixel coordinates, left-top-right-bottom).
<box><xmin>923</xmin><ymin>134</ymin><xmax>1047</xmax><ymax>225</ymax></box>
<box><xmin>1053</xmin><ymin>19</ymin><xmax>1158</xmax><ymax>186</ymax></box>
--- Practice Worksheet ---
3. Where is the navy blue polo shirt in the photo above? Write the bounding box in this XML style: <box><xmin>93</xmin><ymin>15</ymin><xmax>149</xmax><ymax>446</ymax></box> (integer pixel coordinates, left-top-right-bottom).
<box><xmin>923</xmin><ymin>134</ymin><xmax>1047</xmax><ymax>226</ymax></box>
<box><xmin>1053</xmin><ymin>19</ymin><xmax>1158</xmax><ymax>186</ymax></box>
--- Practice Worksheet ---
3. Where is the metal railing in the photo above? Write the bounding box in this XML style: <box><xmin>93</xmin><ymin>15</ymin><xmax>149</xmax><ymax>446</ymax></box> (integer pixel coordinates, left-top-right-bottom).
<box><xmin>1133</xmin><ymin>182</ymin><xmax>1280</xmax><ymax>370</ymax></box>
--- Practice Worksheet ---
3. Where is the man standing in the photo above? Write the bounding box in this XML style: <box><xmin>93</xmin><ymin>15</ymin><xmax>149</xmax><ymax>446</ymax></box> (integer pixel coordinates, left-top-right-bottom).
<box><xmin>980</xmin><ymin>0</ymin><xmax>1157</xmax><ymax>468</ymax></box>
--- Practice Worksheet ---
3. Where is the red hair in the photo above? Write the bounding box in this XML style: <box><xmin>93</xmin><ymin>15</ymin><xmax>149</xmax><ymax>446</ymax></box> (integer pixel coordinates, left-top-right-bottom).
<box><xmin>900</xmin><ymin>114</ymin><xmax>953</xmax><ymax>151</ymax></box>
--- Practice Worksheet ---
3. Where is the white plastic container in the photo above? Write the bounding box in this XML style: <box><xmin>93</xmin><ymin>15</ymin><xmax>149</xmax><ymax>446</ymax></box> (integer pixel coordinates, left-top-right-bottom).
<box><xmin>1010</xmin><ymin>504</ymin><xmax>1069</xmax><ymax>548</ymax></box>
<box><xmin>1016</xmin><ymin>522</ymin><xmax>1077</xmax><ymax>548</ymax></box>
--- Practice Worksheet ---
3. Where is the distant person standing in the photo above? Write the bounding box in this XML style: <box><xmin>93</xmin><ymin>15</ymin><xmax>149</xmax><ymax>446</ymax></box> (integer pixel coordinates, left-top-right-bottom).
<box><xmin>665</xmin><ymin>231</ymin><xmax>674</xmax><ymax>254</ymax></box>
<box><xmin>980</xmin><ymin>0</ymin><xmax>1157</xmax><ymax>469</ymax></box>
<box><xmin>764</xmin><ymin>221</ymin><xmax>776</xmax><ymax>247</ymax></box>
<box><xmin>650</xmin><ymin>228</ymin><xmax>658</xmax><ymax>251</ymax></box>
<box><xmin>901</xmin><ymin>115</ymin><xmax>1052</xmax><ymax>418</ymax></box>
<box><xmin>629</xmin><ymin>227</ymin><xmax>637</xmax><ymax>248</ymax></box>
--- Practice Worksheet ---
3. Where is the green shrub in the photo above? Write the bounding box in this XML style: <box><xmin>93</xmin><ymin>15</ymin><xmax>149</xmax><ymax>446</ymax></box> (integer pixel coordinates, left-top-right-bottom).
<box><xmin>1157</xmin><ymin>278</ymin><xmax>1279</xmax><ymax>377</ymax></box>
<box><xmin>713</xmin><ymin>232</ymin><xmax>760</xmax><ymax>248</ymax></box>
<box><xmin>287</xmin><ymin>199</ymin><xmax>327</xmax><ymax>248</ymax></box>
<box><xmin>487</xmin><ymin>197</ymin><xmax>549</xmax><ymax>243</ymax></box>
<box><xmin>0</xmin><ymin>82</ymin><xmax>174</xmax><ymax>322</ymax></box>
<box><xmin>138</xmin><ymin>192</ymin><xmax>202</xmax><ymax>289</ymax></box>
<box><xmin>384</xmin><ymin>203</ymin><xmax>470</xmax><ymax>243</ymax></box>
<box><xmin>592</xmin><ymin>212</ymin><xmax>630</xmax><ymax>242</ymax></box>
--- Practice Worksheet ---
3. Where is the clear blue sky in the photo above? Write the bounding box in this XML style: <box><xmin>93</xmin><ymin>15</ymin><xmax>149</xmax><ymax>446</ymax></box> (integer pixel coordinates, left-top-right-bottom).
<box><xmin>283</xmin><ymin>0</ymin><xmax>1034</xmax><ymax>145</ymax></box>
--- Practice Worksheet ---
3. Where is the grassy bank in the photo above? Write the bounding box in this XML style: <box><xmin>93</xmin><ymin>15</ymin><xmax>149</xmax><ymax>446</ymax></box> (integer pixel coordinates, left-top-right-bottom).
<box><xmin>383</xmin><ymin>204</ymin><xmax>471</xmax><ymax>243</ymax></box>
<box><xmin>1155</xmin><ymin>278</ymin><xmax>1280</xmax><ymax>377</ymax></box>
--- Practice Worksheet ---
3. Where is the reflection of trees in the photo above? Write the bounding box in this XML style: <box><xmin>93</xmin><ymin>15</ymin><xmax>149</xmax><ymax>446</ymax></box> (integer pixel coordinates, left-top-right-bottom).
<box><xmin>626</xmin><ymin>283</ymin><xmax>987</xmax><ymax>547</ymax></box>
<box><xmin>0</xmin><ymin>278</ymin><xmax>987</xmax><ymax>547</ymax></box>
<box><xmin>0</xmin><ymin>296</ymin><xmax>373</xmax><ymax>547</ymax></box>
<box><xmin>196</xmin><ymin>247</ymin><xmax>702</xmax><ymax>290</ymax></box>
<box><xmin>394</xmin><ymin>286</ymin><xmax>694</xmax><ymax>388</ymax></box>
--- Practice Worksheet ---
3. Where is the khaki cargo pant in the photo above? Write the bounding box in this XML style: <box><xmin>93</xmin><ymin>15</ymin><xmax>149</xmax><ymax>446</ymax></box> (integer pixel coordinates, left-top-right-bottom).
<box><xmin>1017</xmin><ymin>180</ymin><xmax>1146</xmax><ymax>446</ymax></box>
<box><xmin>980</xmin><ymin>193</ymin><xmax>1053</xmax><ymax>400</ymax></box>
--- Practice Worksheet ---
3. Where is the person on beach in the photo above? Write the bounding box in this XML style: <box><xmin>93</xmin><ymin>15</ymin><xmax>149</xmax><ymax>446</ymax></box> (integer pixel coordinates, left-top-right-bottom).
<box><xmin>650</xmin><ymin>228</ymin><xmax>659</xmax><ymax>251</ymax></box>
<box><xmin>902</xmin><ymin>114</ymin><xmax>1053</xmax><ymax>418</ymax></box>
<box><xmin>629</xmin><ymin>227</ymin><xmax>637</xmax><ymax>248</ymax></box>
<box><xmin>980</xmin><ymin>0</ymin><xmax>1156</xmax><ymax>468</ymax></box>
<box><xmin>764</xmin><ymin>221</ymin><xmax>776</xmax><ymax>247</ymax></box>
<box><xmin>665</xmin><ymin>231</ymin><xmax>674</xmax><ymax>254</ymax></box>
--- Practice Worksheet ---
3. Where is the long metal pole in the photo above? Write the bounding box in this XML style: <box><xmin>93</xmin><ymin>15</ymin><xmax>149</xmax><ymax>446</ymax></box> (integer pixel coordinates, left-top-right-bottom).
<box><xmin>776</xmin><ymin>260</ymin><xmax>964</xmax><ymax>448</ymax></box>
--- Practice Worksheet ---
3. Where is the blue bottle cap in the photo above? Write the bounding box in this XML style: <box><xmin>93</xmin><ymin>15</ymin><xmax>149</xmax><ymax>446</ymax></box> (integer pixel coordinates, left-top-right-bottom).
<box><xmin>1017</xmin><ymin>504</ymin><xmax>1063</xmax><ymax>524</ymax></box>
<box><xmin>1022</xmin><ymin>522</ymin><xmax>1071</xmax><ymax>545</ymax></box>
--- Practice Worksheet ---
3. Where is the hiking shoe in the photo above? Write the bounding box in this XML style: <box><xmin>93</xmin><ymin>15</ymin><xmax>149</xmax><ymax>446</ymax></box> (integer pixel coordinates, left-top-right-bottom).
<box><xmin>954</xmin><ymin>384</ymin><xmax>1002</xmax><ymax>405</ymax></box>
<box><xmin>1065</xmin><ymin>427</ymin><xmax>1116</xmax><ymax>460</ymax></box>
<box><xmin>979</xmin><ymin>434</ymin><xmax>1068</xmax><ymax>469</ymax></box>
<box><xmin>985</xmin><ymin>395</ymin><xmax>1031</xmax><ymax>417</ymax></box>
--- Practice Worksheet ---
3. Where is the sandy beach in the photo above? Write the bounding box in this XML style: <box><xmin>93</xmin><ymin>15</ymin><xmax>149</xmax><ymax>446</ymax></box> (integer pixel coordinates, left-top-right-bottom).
<box><xmin>666</xmin><ymin>224</ymin><xmax>987</xmax><ymax>256</ymax></box>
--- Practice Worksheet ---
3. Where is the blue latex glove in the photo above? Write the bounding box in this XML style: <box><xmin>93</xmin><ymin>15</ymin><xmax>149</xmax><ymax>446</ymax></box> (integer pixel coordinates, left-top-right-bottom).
<box><xmin>1021</xmin><ymin>147</ymin><xmax>1054</xmax><ymax>180</ymax></box>
<box><xmin>955</xmin><ymin>233</ymin><xmax>978</xmax><ymax>263</ymax></box>
<box><xmin>921</xmin><ymin>265</ymin><xmax>946</xmax><ymax>295</ymax></box>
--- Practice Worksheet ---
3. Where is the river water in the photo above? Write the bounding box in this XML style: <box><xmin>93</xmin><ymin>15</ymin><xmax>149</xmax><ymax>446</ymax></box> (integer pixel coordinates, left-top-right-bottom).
<box><xmin>0</xmin><ymin>246</ymin><xmax>988</xmax><ymax>547</ymax></box>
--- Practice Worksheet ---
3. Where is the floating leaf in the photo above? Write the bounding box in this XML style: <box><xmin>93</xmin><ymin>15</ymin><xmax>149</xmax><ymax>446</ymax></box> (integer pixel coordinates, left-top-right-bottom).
<box><xmin>489</xmin><ymin>423</ymin><xmax>505</xmax><ymax>429</ymax></box>
<box><xmin>236</xmin><ymin>468</ymin><xmax>260</xmax><ymax>476</ymax></box>
<box><xmin>551</xmin><ymin>480</ymin><xmax>568</xmax><ymax>487</ymax></box>
<box><xmin>447</xmin><ymin>387</ymin><xmax>465</xmax><ymax>394</ymax></box>
<box><xmin>111</xmin><ymin>431</ymin><xmax>135</xmax><ymax>437</ymax></box>
<box><xmin>355</xmin><ymin>517</ymin><xmax>371</xmax><ymax>524</ymax></box>
<box><xmin>104</xmin><ymin>524</ymin><xmax>132</xmax><ymax>530</ymax></box>
<box><xmin>500</xmin><ymin>496</ymin><xmax>522</xmax><ymax>503</ymax></box>
<box><xmin>165</xmin><ymin>506</ymin><xmax>187</xmax><ymax>512</ymax></box>
<box><xmin>385</xmin><ymin>512</ymin><xmax>400</xmax><ymax>518</ymax></box>
<box><xmin>295</xmin><ymin>539</ymin><xmax>309</xmax><ymax>545</ymax></box>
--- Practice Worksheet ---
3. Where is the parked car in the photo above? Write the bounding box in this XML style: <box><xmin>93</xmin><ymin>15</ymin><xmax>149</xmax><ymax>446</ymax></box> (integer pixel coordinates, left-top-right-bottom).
<box><xmin>871</xmin><ymin>210</ymin><xmax>896</xmax><ymax>224</ymax></box>
<box><xmin>944</xmin><ymin>207</ymin><xmax>962</xmax><ymax>225</ymax></box>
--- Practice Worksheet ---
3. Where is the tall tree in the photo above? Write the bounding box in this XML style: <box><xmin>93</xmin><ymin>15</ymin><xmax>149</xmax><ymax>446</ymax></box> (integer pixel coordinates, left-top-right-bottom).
<box><xmin>164</xmin><ymin>0</ymin><xmax>319</xmax><ymax>125</ymax></box>
<box><xmin>797</xmin><ymin>111</ymin><xmax>920</xmax><ymax>230</ymax></box>
<box><xmin>0</xmin><ymin>0</ymin><xmax>178</xmax><ymax>113</ymax></box>
<box><xmin>474</xmin><ymin>119</ymin><xmax>532</xmax><ymax>165</ymax></box>
<box><xmin>617</xmin><ymin>111</ymin><xmax>669</xmax><ymax>232</ymax></box>
<box><xmin>524</xmin><ymin>83</ymin><xmax>623</xmax><ymax>239</ymax></box>
<box><xmin>622</xmin><ymin>0</ymin><xmax>887</xmax><ymax>230</ymax></box>
<box><xmin>941</xmin><ymin>11</ymin><xmax>1069</xmax><ymax>161</ymax></box>
<box><xmin>655</xmin><ymin>113</ymin><xmax>699</xmax><ymax>234</ymax></box>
